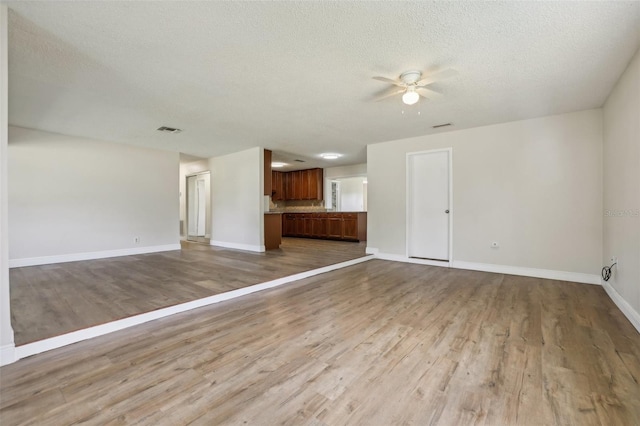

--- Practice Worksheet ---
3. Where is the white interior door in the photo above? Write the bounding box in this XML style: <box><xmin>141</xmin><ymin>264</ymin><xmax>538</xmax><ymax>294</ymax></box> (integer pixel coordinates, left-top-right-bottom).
<box><xmin>195</xmin><ymin>178</ymin><xmax>206</xmax><ymax>236</ymax></box>
<box><xmin>407</xmin><ymin>150</ymin><xmax>451</xmax><ymax>261</ymax></box>
<box><xmin>187</xmin><ymin>175</ymin><xmax>198</xmax><ymax>238</ymax></box>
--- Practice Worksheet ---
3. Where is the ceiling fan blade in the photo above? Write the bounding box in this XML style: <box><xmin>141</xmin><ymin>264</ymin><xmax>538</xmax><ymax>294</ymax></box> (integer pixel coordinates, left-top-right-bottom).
<box><xmin>373</xmin><ymin>87</ymin><xmax>405</xmax><ymax>102</ymax></box>
<box><xmin>416</xmin><ymin>68</ymin><xmax>458</xmax><ymax>86</ymax></box>
<box><xmin>416</xmin><ymin>86</ymin><xmax>443</xmax><ymax>100</ymax></box>
<box><xmin>372</xmin><ymin>76</ymin><xmax>404</xmax><ymax>86</ymax></box>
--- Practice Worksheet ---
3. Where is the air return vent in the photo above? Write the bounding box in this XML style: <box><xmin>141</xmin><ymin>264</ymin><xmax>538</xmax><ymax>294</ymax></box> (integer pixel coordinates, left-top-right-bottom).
<box><xmin>432</xmin><ymin>123</ymin><xmax>452</xmax><ymax>129</ymax></box>
<box><xmin>157</xmin><ymin>126</ymin><xmax>183</xmax><ymax>133</ymax></box>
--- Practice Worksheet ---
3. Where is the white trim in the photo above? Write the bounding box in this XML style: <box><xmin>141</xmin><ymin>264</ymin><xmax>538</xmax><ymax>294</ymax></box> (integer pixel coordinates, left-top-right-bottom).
<box><xmin>369</xmin><ymin>253</ymin><xmax>600</xmax><ymax>284</ymax></box>
<box><xmin>601</xmin><ymin>280</ymin><xmax>640</xmax><ymax>334</ymax></box>
<box><xmin>406</xmin><ymin>148</ymin><xmax>453</xmax><ymax>263</ymax></box>
<box><xmin>14</xmin><ymin>255</ymin><xmax>375</xmax><ymax>361</ymax></box>
<box><xmin>451</xmin><ymin>260</ymin><xmax>600</xmax><ymax>285</ymax></box>
<box><xmin>376</xmin><ymin>252</ymin><xmax>450</xmax><ymax>267</ymax></box>
<box><xmin>9</xmin><ymin>244</ymin><xmax>181</xmax><ymax>268</ymax></box>
<box><xmin>0</xmin><ymin>343</ymin><xmax>16</xmax><ymax>366</ymax></box>
<box><xmin>210</xmin><ymin>240</ymin><xmax>265</xmax><ymax>253</ymax></box>
<box><xmin>365</xmin><ymin>246</ymin><xmax>379</xmax><ymax>255</ymax></box>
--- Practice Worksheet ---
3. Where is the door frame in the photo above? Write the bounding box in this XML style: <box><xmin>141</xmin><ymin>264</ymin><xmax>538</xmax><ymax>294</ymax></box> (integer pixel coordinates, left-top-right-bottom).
<box><xmin>405</xmin><ymin>148</ymin><xmax>453</xmax><ymax>264</ymax></box>
<box><xmin>185</xmin><ymin>170</ymin><xmax>211</xmax><ymax>243</ymax></box>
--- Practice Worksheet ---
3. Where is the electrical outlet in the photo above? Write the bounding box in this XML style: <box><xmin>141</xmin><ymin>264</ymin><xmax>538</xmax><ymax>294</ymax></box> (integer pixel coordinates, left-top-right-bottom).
<box><xmin>491</xmin><ymin>241</ymin><xmax>499</xmax><ymax>248</ymax></box>
<box><xmin>134</xmin><ymin>236</ymin><xmax>140</xmax><ymax>244</ymax></box>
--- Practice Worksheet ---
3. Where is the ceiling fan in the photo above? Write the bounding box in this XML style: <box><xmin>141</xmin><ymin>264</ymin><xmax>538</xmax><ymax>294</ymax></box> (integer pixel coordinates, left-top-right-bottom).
<box><xmin>372</xmin><ymin>69</ymin><xmax>457</xmax><ymax>105</ymax></box>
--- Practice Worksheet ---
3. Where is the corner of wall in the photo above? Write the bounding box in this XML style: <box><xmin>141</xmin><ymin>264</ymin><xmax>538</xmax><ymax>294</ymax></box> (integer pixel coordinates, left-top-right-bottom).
<box><xmin>0</xmin><ymin>342</ymin><xmax>16</xmax><ymax>366</ymax></box>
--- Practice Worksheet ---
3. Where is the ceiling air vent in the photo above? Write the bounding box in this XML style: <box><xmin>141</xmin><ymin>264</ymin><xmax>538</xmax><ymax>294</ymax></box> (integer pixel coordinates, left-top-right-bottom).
<box><xmin>432</xmin><ymin>123</ymin><xmax>452</xmax><ymax>129</ymax></box>
<box><xmin>157</xmin><ymin>126</ymin><xmax>183</xmax><ymax>134</ymax></box>
<box><xmin>294</xmin><ymin>159</ymin><xmax>306</xmax><ymax>163</ymax></box>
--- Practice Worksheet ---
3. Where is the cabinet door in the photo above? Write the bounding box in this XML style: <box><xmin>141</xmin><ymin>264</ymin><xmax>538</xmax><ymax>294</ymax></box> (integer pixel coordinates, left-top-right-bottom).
<box><xmin>342</xmin><ymin>214</ymin><xmax>358</xmax><ymax>240</ymax></box>
<box><xmin>303</xmin><ymin>214</ymin><xmax>313</xmax><ymax>237</ymax></box>
<box><xmin>283</xmin><ymin>214</ymin><xmax>294</xmax><ymax>236</ymax></box>
<box><xmin>301</xmin><ymin>170</ymin><xmax>311</xmax><ymax>200</ymax></box>
<box><xmin>271</xmin><ymin>171</ymin><xmax>280</xmax><ymax>200</ymax></box>
<box><xmin>327</xmin><ymin>215</ymin><xmax>343</xmax><ymax>239</ymax></box>
<box><xmin>282</xmin><ymin>172</ymin><xmax>289</xmax><ymax>200</ymax></box>
<box><xmin>294</xmin><ymin>171</ymin><xmax>304</xmax><ymax>200</ymax></box>
<box><xmin>264</xmin><ymin>150</ymin><xmax>272</xmax><ymax>196</ymax></box>
<box><xmin>308</xmin><ymin>168</ymin><xmax>323</xmax><ymax>201</ymax></box>
<box><xmin>294</xmin><ymin>214</ymin><xmax>304</xmax><ymax>235</ymax></box>
<box><xmin>312</xmin><ymin>215</ymin><xmax>326</xmax><ymax>238</ymax></box>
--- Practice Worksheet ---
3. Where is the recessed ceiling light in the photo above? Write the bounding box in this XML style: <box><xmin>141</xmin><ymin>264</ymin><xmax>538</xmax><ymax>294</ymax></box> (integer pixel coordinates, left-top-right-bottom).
<box><xmin>271</xmin><ymin>162</ymin><xmax>287</xmax><ymax>168</ymax></box>
<box><xmin>321</xmin><ymin>153</ymin><xmax>341</xmax><ymax>160</ymax></box>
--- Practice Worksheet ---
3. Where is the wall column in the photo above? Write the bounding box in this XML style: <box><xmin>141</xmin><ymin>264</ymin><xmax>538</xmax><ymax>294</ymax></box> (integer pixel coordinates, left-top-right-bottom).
<box><xmin>0</xmin><ymin>4</ymin><xmax>17</xmax><ymax>366</ymax></box>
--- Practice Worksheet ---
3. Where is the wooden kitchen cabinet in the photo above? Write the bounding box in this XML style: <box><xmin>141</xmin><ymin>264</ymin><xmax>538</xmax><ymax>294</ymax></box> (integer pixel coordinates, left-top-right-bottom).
<box><xmin>306</xmin><ymin>168</ymin><xmax>323</xmax><ymax>200</ymax></box>
<box><xmin>311</xmin><ymin>213</ymin><xmax>327</xmax><ymax>238</ymax></box>
<box><xmin>277</xmin><ymin>168</ymin><xmax>323</xmax><ymax>201</ymax></box>
<box><xmin>342</xmin><ymin>213</ymin><xmax>358</xmax><ymax>240</ymax></box>
<box><xmin>271</xmin><ymin>171</ymin><xmax>285</xmax><ymax>201</ymax></box>
<box><xmin>326</xmin><ymin>214</ymin><xmax>344</xmax><ymax>239</ymax></box>
<box><xmin>282</xmin><ymin>212</ymin><xmax>367</xmax><ymax>242</ymax></box>
<box><xmin>264</xmin><ymin>150</ymin><xmax>272</xmax><ymax>196</ymax></box>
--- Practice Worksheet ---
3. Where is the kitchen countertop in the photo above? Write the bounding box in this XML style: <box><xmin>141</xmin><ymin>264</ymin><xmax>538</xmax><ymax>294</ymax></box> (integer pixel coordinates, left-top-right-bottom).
<box><xmin>272</xmin><ymin>211</ymin><xmax>367</xmax><ymax>214</ymax></box>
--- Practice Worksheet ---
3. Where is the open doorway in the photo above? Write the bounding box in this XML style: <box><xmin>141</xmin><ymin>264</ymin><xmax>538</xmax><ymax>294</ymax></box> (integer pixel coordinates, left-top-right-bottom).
<box><xmin>186</xmin><ymin>171</ymin><xmax>211</xmax><ymax>244</ymax></box>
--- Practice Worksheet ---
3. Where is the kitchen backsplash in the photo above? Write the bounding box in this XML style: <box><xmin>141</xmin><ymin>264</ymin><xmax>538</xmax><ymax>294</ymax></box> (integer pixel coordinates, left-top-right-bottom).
<box><xmin>269</xmin><ymin>199</ymin><xmax>330</xmax><ymax>212</ymax></box>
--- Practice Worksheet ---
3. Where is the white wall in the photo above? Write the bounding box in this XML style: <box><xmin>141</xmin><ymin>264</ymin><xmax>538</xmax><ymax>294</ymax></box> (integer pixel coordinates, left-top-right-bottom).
<box><xmin>324</xmin><ymin>163</ymin><xmax>367</xmax><ymax>209</ymax></box>
<box><xmin>0</xmin><ymin>4</ymin><xmax>15</xmax><ymax>366</ymax></box>
<box><xmin>338</xmin><ymin>177</ymin><xmax>367</xmax><ymax>212</ymax></box>
<box><xmin>209</xmin><ymin>147</ymin><xmax>264</xmax><ymax>252</ymax></box>
<box><xmin>8</xmin><ymin>126</ymin><xmax>180</xmax><ymax>264</ymax></box>
<box><xmin>603</xmin><ymin>48</ymin><xmax>640</xmax><ymax>328</ymax></box>
<box><xmin>368</xmin><ymin>109</ymin><xmax>603</xmax><ymax>278</ymax></box>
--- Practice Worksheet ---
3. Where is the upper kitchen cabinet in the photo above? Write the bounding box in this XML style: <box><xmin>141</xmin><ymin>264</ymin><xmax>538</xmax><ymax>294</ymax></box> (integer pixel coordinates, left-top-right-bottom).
<box><xmin>264</xmin><ymin>149</ymin><xmax>272</xmax><ymax>196</ymax></box>
<box><xmin>277</xmin><ymin>168</ymin><xmax>323</xmax><ymax>201</ymax></box>
<box><xmin>271</xmin><ymin>170</ymin><xmax>285</xmax><ymax>201</ymax></box>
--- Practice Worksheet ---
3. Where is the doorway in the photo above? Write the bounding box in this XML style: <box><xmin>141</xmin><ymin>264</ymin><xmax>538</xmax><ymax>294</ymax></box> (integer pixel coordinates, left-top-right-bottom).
<box><xmin>186</xmin><ymin>172</ymin><xmax>211</xmax><ymax>244</ymax></box>
<box><xmin>407</xmin><ymin>149</ymin><xmax>452</xmax><ymax>262</ymax></box>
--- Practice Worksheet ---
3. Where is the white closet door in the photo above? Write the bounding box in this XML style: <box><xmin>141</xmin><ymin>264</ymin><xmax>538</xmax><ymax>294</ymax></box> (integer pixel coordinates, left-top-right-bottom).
<box><xmin>407</xmin><ymin>150</ymin><xmax>450</xmax><ymax>261</ymax></box>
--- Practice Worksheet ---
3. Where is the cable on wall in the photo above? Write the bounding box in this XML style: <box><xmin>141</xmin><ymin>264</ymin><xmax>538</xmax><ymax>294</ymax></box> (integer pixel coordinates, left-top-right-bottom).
<box><xmin>602</xmin><ymin>262</ymin><xmax>617</xmax><ymax>282</ymax></box>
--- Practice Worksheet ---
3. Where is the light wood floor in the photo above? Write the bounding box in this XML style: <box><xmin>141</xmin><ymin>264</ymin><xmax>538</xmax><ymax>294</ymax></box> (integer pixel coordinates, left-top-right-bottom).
<box><xmin>1</xmin><ymin>260</ymin><xmax>638</xmax><ymax>425</ymax></box>
<box><xmin>9</xmin><ymin>238</ymin><xmax>367</xmax><ymax>345</ymax></box>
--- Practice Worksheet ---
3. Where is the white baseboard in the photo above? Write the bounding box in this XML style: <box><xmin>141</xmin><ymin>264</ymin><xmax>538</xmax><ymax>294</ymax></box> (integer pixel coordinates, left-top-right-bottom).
<box><xmin>376</xmin><ymin>252</ymin><xmax>450</xmax><ymax>267</ymax></box>
<box><xmin>601</xmin><ymin>280</ymin><xmax>640</xmax><ymax>334</ymax></box>
<box><xmin>370</xmin><ymin>252</ymin><xmax>599</xmax><ymax>285</ymax></box>
<box><xmin>210</xmin><ymin>240</ymin><xmax>265</xmax><ymax>253</ymax></box>
<box><xmin>9</xmin><ymin>244</ymin><xmax>182</xmax><ymax>268</ymax></box>
<box><xmin>365</xmin><ymin>246</ymin><xmax>379</xmax><ymax>255</ymax></box>
<box><xmin>0</xmin><ymin>343</ymin><xmax>16</xmax><ymax>366</ymax></box>
<box><xmin>14</xmin><ymin>255</ymin><xmax>375</xmax><ymax>361</ymax></box>
<box><xmin>451</xmin><ymin>261</ymin><xmax>601</xmax><ymax>285</ymax></box>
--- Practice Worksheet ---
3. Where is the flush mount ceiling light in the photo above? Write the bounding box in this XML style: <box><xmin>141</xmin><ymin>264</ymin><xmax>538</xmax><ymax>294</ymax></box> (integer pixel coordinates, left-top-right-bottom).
<box><xmin>320</xmin><ymin>153</ymin><xmax>342</xmax><ymax>160</ymax></box>
<box><xmin>271</xmin><ymin>162</ymin><xmax>287</xmax><ymax>168</ymax></box>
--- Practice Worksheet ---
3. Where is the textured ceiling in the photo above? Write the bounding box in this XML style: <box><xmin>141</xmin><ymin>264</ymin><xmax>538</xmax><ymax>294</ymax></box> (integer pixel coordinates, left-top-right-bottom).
<box><xmin>7</xmin><ymin>1</ymin><xmax>640</xmax><ymax>169</ymax></box>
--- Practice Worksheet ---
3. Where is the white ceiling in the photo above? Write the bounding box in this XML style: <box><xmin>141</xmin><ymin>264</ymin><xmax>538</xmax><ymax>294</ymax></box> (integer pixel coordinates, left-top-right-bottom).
<box><xmin>7</xmin><ymin>1</ymin><xmax>640</xmax><ymax>170</ymax></box>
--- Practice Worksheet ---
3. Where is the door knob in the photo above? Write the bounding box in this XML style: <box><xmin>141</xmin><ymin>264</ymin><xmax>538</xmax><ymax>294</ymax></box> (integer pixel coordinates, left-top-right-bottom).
<box><xmin>445</xmin><ymin>209</ymin><xmax>450</xmax><ymax>213</ymax></box>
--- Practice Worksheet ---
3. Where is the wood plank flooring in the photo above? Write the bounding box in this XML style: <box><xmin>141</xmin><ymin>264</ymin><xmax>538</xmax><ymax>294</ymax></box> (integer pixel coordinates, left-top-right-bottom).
<box><xmin>1</xmin><ymin>260</ymin><xmax>639</xmax><ymax>425</ymax></box>
<box><xmin>9</xmin><ymin>238</ymin><xmax>367</xmax><ymax>345</ymax></box>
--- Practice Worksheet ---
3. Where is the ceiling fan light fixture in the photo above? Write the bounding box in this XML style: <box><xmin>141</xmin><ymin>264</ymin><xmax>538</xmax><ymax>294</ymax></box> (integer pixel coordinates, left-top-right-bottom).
<box><xmin>402</xmin><ymin>87</ymin><xmax>419</xmax><ymax>105</ymax></box>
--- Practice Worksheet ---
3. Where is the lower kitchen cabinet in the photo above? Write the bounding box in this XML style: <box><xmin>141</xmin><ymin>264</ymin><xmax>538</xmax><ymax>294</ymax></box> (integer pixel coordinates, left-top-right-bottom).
<box><xmin>282</xmin><ymin>212</ymin><xmax>366</xmax><ymax>242</ymax></box>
